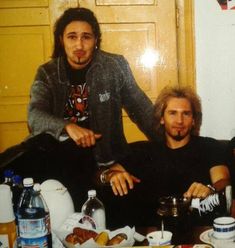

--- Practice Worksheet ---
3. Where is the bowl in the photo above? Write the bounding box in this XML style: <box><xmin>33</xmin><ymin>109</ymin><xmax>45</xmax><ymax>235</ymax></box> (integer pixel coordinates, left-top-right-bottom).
<box><xmin>213</xmin><ymin>216</ymin><xmax>235</xmax><ymax>239</ymax></box>
<box><xmin>146</xmin><ymin>230</ymin><xmax>172</xmax><ymax>246</ymax></box>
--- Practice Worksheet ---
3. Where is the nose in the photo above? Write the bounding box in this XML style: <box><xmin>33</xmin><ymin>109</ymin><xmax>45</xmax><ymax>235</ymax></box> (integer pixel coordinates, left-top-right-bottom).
<box><xmin>176</xmin><ymin>113</ymin><xmax>183</xmax><ymax>123</ymax></box>
<box><xmin>75</xmin><ymin>37</ymin><xmax>83</xmax><ymax>49</ymax></box>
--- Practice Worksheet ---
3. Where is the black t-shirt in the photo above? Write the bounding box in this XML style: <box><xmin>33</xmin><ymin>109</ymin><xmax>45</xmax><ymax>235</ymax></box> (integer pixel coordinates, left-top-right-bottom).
<box><xmin>64</xmin><ymin>61</ymin><xmax>91</xmax><ymax>128</ymax></box>
<box><xmin>123</xmin><ymin>136</ymin><xmax>227</xmax><ymax>197</ymax></box>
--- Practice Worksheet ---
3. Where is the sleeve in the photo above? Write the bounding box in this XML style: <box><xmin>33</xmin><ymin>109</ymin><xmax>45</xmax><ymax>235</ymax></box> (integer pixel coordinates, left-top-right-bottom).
<box><xmin>117</xmin><ymin>56</ymin><xmax>158</xmax><ymax>141</ymax></box>
<box><xmin>27</xmin><ymin>66</ymin><xmax>68</xmax><ymax>139</ymax></box>
<box><xmin>206</xmin><ymin>138</ymin><xmax>228</xmax><ymax>169</ymax></box>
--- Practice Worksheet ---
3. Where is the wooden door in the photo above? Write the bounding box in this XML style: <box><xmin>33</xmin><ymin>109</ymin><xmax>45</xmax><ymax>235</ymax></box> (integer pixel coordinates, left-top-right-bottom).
<box><xmin>0</xmin><ymin>0</ymin><xmax>77</xmax><ymax>152</ymax></box>
<box><xmin>78</xmin><ymin>0</ymin><xmax>179</xmax><ymax>141</ymax></box>
<box><xmin>0</xmin><ymin>0</ymin><xmax>178</xmax><ymax>151</ymax></box>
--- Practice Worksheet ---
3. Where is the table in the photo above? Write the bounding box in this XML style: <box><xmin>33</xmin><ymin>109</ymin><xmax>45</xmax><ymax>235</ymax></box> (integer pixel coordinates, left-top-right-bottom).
<box><xmin>135</xmin><ymin>226</ymin><xmax>212</xmax><ymax>246</ymax></box>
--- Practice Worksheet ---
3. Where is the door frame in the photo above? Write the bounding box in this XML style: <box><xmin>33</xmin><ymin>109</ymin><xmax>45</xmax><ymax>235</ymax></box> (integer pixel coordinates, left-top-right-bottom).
<box><xmin>176</xmin><ymin>0</ymin><xmax>195</xmax><ymax>89</ymax></box>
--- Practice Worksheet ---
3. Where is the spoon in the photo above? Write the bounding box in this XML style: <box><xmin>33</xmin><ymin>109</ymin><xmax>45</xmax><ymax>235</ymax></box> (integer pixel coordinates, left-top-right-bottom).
<box><xmin>161</xmin><ymin>220</ymin><xmax>164</xmax><ymax>239</ymax></box>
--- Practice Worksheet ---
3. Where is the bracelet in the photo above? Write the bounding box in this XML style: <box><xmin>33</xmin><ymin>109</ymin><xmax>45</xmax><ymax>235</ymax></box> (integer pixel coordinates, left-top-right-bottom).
<box><xmin>100</xmin><ymin>169</ymin><xmax>110</xmax><ymax>184</ymax></box>
<box><xmin>207</xmin><ymin>184</ymin><xmax>216</xmax><ymax>193</ymax></box>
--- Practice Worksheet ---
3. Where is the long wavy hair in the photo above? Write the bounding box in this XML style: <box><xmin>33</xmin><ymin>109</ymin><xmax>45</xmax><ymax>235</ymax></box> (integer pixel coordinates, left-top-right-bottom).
<box><xmin>154</xmin><ymin>86</ymin><xmax>202</xmax><ymax>140</ymax></box>
<box><xmin>52</xmin><ymin>7</ymin><xmax>101</xmax><ymax>58</ymax></box>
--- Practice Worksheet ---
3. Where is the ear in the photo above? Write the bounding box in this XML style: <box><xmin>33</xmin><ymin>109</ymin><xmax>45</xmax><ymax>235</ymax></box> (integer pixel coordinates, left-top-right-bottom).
<box><xmin>95</xmin><ymin>38</ymin><xmax>98</xmax><ymax>49</ymax></box>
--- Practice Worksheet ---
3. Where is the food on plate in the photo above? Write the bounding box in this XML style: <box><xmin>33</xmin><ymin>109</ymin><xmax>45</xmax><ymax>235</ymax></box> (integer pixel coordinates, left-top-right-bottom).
<box><xmin>107</xmin><ymin>233</ymin><xmax>128</xmax><ymax>245</ymax></box>
<box><xmin>65</xmin><ymin>233</ymin><xmax>83</xmax><ymax>245</ymax></box>
<box><xmin>65</xmin><ymin>226</ymin><xmax>128</xmax><ymax>246</ymax></box>
<box><xmin>95</xmin><ymin>231</ymin><xmax>109</xmax><ymax>246</ymax></box>
<box><xmin>65</xmin><ymin>227</ymin><xmax>98</xmax><ymax>244</ymax></box>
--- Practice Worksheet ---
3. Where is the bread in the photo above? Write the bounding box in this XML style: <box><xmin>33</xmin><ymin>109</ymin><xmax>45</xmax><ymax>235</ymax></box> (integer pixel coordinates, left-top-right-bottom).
<box><xmin>65</xmin><ymin>227</ymin><xmax>98</xmax><ymax>245</ymax></box>
<box><xmin>65</xmin><ymin>233</ymin><xmax>83</xmax><ymax>245</ymax></box>
<box><xmin>65</xmin><ymin>227</ymin><xmax>128</xmax><ymax>246</ymax></box>
<box><xmin>107</xmin><ymin>233</ymin><xmax>127</xmax><ymax>245</ymax></box>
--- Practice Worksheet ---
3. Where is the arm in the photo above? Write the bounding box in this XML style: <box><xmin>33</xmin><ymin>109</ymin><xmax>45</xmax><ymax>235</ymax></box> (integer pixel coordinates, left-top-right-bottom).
<box><xmin>117</xmin><ymin>56</ymin><xmax>157</xmax><ymax>140</ymax></box>
<box><xmin>96</xmin><ymin>163</ymin><xmax>140</xmax><ymax>196</ymax></box>
<box><xmin>184</xmin><ymin>165</ymin><xmax>231</xmax><ymax>199</ymax></box>
<box><xmin>28</xmin><ymin>66</ymin><xmax>68</xmax><ymax>138</ymax></box>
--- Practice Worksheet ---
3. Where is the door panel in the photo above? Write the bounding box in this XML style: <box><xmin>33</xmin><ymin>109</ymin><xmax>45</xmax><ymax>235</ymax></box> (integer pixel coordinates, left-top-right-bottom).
<box><xmin>79</xmin><ymin>0</ymin><xmax>178</xmax><ymax>142</ymax></box>
<box><xmin>0</xmin><ymin>1</ymin><xmax>52</xmax><ymax>151</ymax></box>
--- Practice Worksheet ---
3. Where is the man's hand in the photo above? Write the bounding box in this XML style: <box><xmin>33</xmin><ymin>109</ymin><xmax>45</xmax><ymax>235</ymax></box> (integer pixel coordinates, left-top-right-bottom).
<box><xmin>65</xmin><ymin>123</ymin><xmax>101</xmax><ymax>147</ymax></box>
<box><xmin>183</xmin><ymin>182</ymin><xmax>212</xmax><ymax>199</ymax></box>
<box><xmin>107</xmin><ymin>163</ymin><xmax>141</xmax><ymax>196</ymax></box>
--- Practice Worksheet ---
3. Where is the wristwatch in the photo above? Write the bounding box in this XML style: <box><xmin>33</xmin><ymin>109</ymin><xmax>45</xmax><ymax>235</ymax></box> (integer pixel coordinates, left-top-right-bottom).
<box><xmin>100</xmin><ymin>169</ymin><xmax>110</xmax><ymax>184</ymax></box>
<box><xmin>207</xmin><ymin>184</ymin><xmax>216</xmax><ymax>193</ymax></box>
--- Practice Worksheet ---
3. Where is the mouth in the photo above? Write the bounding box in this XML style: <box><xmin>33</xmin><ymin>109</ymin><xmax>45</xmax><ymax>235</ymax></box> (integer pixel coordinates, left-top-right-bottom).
<box><xmin>173</xmin><ymin>127</ymin><xmax>184</xmax><ymax>132</ymax></box>
<box><xmin>74</xmin><ymin>50</ymin><xmax>85</xmax><ymax>58</ymax></box>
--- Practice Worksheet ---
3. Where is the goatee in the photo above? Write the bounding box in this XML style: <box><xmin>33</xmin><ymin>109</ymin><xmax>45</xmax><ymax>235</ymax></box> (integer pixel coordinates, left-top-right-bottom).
<box><xmin>173</xmin><ymin>131</ymin><xmax>184</xmax><ymax>141</ymax></box>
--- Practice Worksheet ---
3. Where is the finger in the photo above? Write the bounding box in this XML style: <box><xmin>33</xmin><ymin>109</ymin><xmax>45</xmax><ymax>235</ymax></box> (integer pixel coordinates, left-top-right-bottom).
<box><xmin>191</xmin><ymin>183</ymin><xmax>204</xmax><ymax>198</ymax></box>
<box><xmin>197</xmin><ymin>186</ymin><xmax>211</xmax><ymax>198</ymax></box>
<box><xmin>184</xmin><ymin>182</ymin><xmax>198</xmax><ymax>198</ymax></box>
<box><xmin>110</xmin><ymin>181</ymin><xmax>119</xmax><ymax>196</ymax></box>
<box><xmin>123</xmin><ymin>173</ymin><xmax>134</xmax><ymax>190</ymax></box>
<box><xmin>94</xmin><ymin>133</ymin><xmax>102</xmax><ymax>140</ymax></box>
<box><xmin>113</xmin><ymin>176</ymin><xmax>126</xmax><ymax>196</ymax></box>
<box><xmin>131</xmin><ymin>175</ymin><xmax>141</xmax><ymax>184</ymax></box>
<box><xmin>83</xmin><ymin>134</ymin><xmax>92</xmax><ymax>147</ymax></box>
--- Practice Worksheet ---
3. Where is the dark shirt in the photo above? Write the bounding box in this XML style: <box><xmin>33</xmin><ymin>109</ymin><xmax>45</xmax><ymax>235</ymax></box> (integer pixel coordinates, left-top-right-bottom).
<box><xmin>64</xmin><ymin>61</ymin><xmax>90</xmax><ymax>128</ymax></box>
<box><xmin>122</xmin><ymin>136</ymin><xmax>227</xmax><ymax>198</ymax></box>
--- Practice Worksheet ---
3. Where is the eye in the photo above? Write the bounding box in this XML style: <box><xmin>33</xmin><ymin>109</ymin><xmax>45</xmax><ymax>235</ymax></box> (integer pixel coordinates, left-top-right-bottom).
<box><xmin>168</xmin><ymin>111</ymin><xmax>176</xmax><ymax>115</ymax></box>
<box><xmin>183</xmin><ymin>111</ymin><xmax>192</xmax><ymax>117</ymax></box>
<box><xmin>67</xmin><ymin>35</ymin><xmax>77</xmax><ymax>40</ymax></box>
<box><xmin>81</xmin><ymin>34</ymin><xmax>93</xmax><ymax>41</ymax></box>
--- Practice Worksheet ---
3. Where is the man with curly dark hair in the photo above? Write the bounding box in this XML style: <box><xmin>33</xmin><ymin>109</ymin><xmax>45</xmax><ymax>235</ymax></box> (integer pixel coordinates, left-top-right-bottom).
<box><xmin>26</xmin><ymin>7</ymin><xmax>156</xmax><ymax>209</ymax></box>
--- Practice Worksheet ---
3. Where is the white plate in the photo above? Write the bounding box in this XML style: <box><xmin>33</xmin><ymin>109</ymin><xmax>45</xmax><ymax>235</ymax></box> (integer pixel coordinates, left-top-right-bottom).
<box><xmin>200</xmin><ymin>229</ymin><xmax>214</xmax><ymax>245</ymax></box>
<box><xmin>200</xmin><ymin>229</ymin><xmax>235</xmax><ymax>248</ymax></box>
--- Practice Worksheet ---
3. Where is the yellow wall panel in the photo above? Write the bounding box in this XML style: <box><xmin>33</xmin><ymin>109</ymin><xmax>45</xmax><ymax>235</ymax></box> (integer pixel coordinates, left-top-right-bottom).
<box><xmin>0</xmin><ymin>27</ymin><xmax>51</xmax><ymax>98</ymax></box>
<box><xmin>0</xmin><ymin>123</ymin><xmax>29</xmax><ymax>151</ymax></box>
<box><xmin>0</xmin><ymin>0</ymin><xmax>48</xmax><ymax>8</ymax></box>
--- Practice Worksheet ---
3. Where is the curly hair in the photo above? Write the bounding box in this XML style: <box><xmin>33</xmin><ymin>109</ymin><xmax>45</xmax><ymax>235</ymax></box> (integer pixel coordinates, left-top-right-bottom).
<box><xmin>52</xmin><ymin>7</ymin><xmax>101</xmax><ymax>58</ymax></box>
<box><xmin>154</xmin><ymin>86</ymin><xmax>202</xmax><ymax>140</ymax></box>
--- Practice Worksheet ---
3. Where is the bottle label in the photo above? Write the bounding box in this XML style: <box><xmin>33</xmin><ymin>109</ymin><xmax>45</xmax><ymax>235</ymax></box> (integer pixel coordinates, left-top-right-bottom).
<box><xmin>18</xmin><ymin>217</ymin><xmax>48</xmax><ymax>238</ymax></box>
<box><xmin>20</xmin><ymin>236</ymin><xmax>48</xmax><ymax>248</ymax></box>
<box><xmin>81</xmin><ymin>210</ymin><xmax>106</xmax><ymax>230</ymax></box>
<box><xmin>81</xmin><ymin>215</ymin><xmax>96</xmax><ymax>229</ymax></box>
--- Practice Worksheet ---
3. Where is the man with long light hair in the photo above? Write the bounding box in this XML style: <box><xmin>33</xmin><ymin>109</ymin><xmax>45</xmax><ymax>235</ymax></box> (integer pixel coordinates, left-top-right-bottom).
<box><xmin>104</xmin><ymin>86</ymin><xmax>231</xmax><ymax>226</ymax></box>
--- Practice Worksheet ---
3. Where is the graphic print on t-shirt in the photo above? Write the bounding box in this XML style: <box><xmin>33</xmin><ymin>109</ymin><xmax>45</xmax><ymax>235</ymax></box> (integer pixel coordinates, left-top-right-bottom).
<box><xmin>64</xmin><ymin>83</ymin><xmax>88</xmax><ymax>124</ymax></box>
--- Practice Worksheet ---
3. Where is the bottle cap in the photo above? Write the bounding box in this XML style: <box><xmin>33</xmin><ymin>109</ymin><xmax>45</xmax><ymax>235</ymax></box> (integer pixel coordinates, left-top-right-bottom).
<box><xmin>88</xmin><ymin>189</ymin><xmax>96</xmax><ymax>197</ymax></box>
<box><xmin>23</xmin><ymin>178</ymin><xmax>34</xmax><ymax>187</ymax></box>
<box><xmin>0</xmin><ymin>184</ymin><xmax>15</xmax><ymax>222</ymax></box>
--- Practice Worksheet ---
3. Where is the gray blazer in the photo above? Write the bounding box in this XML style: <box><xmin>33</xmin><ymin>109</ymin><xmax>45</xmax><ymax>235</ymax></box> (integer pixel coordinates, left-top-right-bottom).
<box><xmin>28</xmin><ymin>50</ymin><xmax>156</xmax><ymax>165</ymax></box>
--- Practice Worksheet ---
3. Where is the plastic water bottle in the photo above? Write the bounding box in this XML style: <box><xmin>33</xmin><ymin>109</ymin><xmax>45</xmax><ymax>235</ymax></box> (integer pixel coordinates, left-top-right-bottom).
<box><xmin>12</xmin><ymin>175</ymin><xmax>23</xmax><ymax>214</ymax></box>
<box><xmin>81</xmin><ymin>189</ymin><xmax>106</xmax><ymax>230</ymax></box>
<box><xmin>0</xmin><ymin>184</ymin><xmax>17</xmax><ymax>248</ymax></box>
<box><xmin>17</xmin><ymin>178</ymin><xmax>52</xmax><ymax>248</ymax></box>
